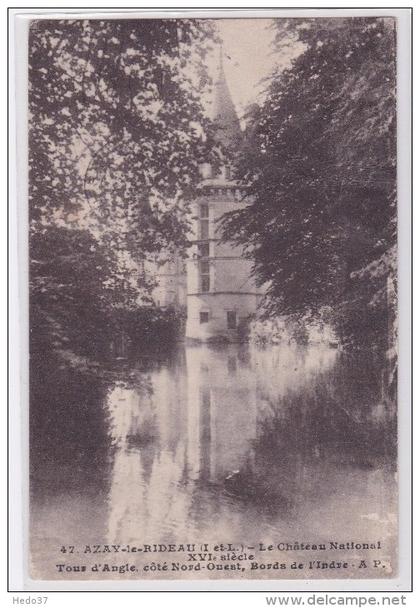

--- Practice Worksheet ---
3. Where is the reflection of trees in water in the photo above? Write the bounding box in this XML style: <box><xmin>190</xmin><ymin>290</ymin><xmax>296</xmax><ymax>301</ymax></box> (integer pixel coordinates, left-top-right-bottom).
<box><xmin>105</xmin><ymin>379</ymin><xmax>156</xmax><ymax>448</ymax></box>
<box><xmin>30</xmin><ymin>351</ymin><xmax>154</xmax><ymax>498</ymax></box>
<box><xmin>30</xmin><ymin>362</ymin><xmax>110</xmax><ymax>486</ymax></box>
<box><xmin>31</xmin><ymin>345</ymin><xmax>397</xmax><ymax>551</ymax></box>
<box><xmin>254</xmin><ymin>352</ymin><xmax>396</xmax><ymax>469</ymax></box>
<box><xmin>252</xmin><ymin>343</ymin><xmax>337</xmax><ymax>407</ymax></box>
<box><xmin>221</xmin><ymin>352</ymin><xmax>396</xmax><ymax>510</ymax></box>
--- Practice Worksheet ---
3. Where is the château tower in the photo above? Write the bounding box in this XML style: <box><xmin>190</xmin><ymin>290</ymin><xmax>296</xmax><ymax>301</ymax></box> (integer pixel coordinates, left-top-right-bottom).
<box><xmin>185</xmin><ymin>50</ymin><xmax>262</xmax><ymax>342</ymax></box>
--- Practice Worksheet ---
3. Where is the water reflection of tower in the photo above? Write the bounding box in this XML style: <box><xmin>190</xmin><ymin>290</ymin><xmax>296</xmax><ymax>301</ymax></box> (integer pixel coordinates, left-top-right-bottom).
<box><xmin>105</xmin><ymin>365</ymin><xmax>190</xmax><ymax>544</ymax></box>
<box><xmin>186</xmin><ymin>345</ymin><xmax>258</xmax><ymax>483</ymax></box>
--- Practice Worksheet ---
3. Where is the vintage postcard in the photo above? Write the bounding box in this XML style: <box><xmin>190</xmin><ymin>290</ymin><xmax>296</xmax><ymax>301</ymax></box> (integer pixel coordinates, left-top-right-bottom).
<box><xmin>9</xmin><ymin>8</ymin><xmax>412</xmax><ymax>591</ymax></box>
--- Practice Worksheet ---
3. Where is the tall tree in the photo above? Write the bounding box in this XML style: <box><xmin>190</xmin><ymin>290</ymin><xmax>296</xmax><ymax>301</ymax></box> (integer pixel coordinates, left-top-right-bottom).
<box><xmin>29</xmin><ymin>18</ymin><xmax>216</xmax><ymax>356</ymax></box>
<box><xmin>221</xmin><ymin>17</ymin><xmax>396</xmax><ymax>349</ymax></box>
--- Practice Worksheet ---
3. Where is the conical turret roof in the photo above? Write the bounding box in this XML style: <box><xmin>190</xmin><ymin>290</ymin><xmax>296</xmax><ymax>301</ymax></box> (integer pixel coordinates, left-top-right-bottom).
<box><xmin>212</xmin><ymin>46</ymin><xmax>242</xmax><ymax>148</ymax></box>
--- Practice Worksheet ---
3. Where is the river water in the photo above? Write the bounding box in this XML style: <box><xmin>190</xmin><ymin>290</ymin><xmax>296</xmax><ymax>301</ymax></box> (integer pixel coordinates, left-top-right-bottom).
<box><xmin>30</xmin><ymin>343</ymin><xmax>397</xmax><ymax>581</ymax></box>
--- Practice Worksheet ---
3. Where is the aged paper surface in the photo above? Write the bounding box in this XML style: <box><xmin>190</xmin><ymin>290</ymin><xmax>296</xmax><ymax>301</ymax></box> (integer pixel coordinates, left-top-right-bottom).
<box><xmin>28</xmin><ymin>14</ymin><xmax>399</xmax><ymax>584</ymax></box>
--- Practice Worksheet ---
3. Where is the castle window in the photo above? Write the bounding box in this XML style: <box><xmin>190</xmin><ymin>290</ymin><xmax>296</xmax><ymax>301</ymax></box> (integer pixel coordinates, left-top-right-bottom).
<box><xmin>198</xmin><ymin>242</ymin><xmax>209</xmax><ymax>258</ymax></box>
<box><xmin>200</xmin><ymin>311</ymin><xmax>209</xmax><ymax>324</ymax></box>
<box><xmin>200</xmin><ymin>220</ymin><xmax>209</xmax><ymax>239</ymax></box>
<box><xmin>200</xmin><ymin>204</ymin><xmax>209</xmax><ymax>218</ymax></box>
<box><xmin>201</xmin><ymin>276</ymin><xmax>210</xmax><ymax>293</ymax></box>
<box><xmin>200</xmin><ymin>260</ymin><xmax>209</xmax><ymax>274</ymax></box>
<box><xmin>227</xmin><ymin>311</ymin><xmax>237</xmax><ymax>329</ymax></box>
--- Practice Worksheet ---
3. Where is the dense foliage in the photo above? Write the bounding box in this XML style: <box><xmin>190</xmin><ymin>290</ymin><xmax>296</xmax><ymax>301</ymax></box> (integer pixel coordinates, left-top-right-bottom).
<box><xmin>221</xmin><ymin>18</ymin><xmax>397</xmax><ymax>350</ymax></box>
<box><xmin>29</xmin><ymin>19</ymin><xmax>215</xmax><ymax>359</ymax></box>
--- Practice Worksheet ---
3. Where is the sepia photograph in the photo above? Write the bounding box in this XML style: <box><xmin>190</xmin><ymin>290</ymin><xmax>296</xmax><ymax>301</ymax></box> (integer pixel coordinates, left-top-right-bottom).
<box><xmin>23</xmin><ymin>12</ymin><xmax>404</xmax><ymax>586</ymax></box>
